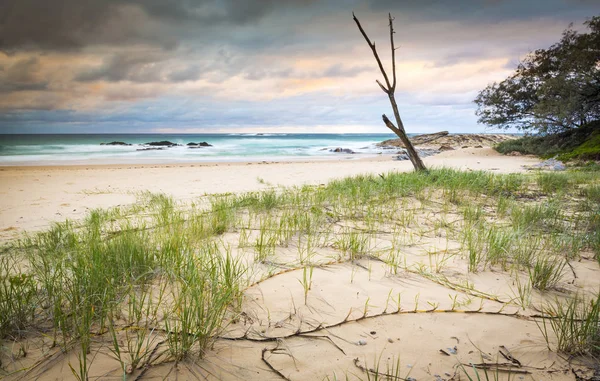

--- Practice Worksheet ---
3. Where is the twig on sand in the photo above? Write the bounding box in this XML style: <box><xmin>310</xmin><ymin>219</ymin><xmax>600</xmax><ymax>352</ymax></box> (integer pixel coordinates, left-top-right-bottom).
<box><xmin>353</xmin><ymin>357</ymin><xmax>411</xmax><ymax>380</ymax></box>
<box><xmin>261</xmin><ymin>344</ymin><xmax>292</xmax><ymax>381</ymax></box>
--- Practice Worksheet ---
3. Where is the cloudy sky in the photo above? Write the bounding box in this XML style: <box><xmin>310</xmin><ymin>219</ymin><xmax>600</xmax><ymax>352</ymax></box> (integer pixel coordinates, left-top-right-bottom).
<box><xmin>0</xmin><ymin>0</ymin><xmax>598</xmax><ymax>134</ymax></box>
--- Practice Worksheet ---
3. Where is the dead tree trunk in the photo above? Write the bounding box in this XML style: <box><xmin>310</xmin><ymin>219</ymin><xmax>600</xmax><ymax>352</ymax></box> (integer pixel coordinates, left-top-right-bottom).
<box><xmin>353</xmin><ymin>13</ymin><xmax>427</xmax><ymax>171</ymax></box>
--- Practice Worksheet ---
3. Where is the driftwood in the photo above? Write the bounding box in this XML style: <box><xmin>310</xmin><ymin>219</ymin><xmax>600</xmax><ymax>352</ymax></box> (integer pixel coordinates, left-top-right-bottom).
<box><xmin>353</xmin><ymin>13</ymin><xmax>426</xmax><ymax>171</ymax></box>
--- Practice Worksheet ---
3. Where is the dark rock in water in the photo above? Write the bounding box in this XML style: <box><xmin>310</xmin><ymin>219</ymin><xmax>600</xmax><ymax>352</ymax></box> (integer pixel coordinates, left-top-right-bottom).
<box><xmin>330</xmin><ymin>147</ymin><xmax>355</xmax><ymax>154</ymax></box>
<box><xmin>439</xmin><ymin>145</ymin><xmax>455</xmax><ymax>151</ymax></box>
<box><xmin>144</xmin><ymin>141</ymin><xmax>179</xmax><ymax>147</ymax></box>
<box><xmin>187</xmin><ymin>142</ymin><xmax>213</xmax><ymax>147</ymax></box>
<box><xmin>137</xmin><ymin>147</ymin><xmax>165</xmax><ymax>151</ymax></box>
<box><xmin>101</xmin><ymin>141</ymin><xmax>131</xmax><ymax>146</ymax></box>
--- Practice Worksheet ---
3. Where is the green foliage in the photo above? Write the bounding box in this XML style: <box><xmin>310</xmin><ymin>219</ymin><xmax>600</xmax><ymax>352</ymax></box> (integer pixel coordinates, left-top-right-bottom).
<box><xmin>542</xmin><ymin>293</ymin><xmax>600</xmax><ymax>355</ymax></box>
<box><xmin>0</xmin><ymin>256</ymin><xmax>37</xmax><ymax>338</ymax></box>
<box><xmin>529</xmin><ymin>255</ymin><xmax>566</xmax><ymax>291</ymax></box>
<box><xmin>537</xmin><ymin>172</ymin><xmax>569</xmax><ymax>194</ymax></box>
<box><xmin>557</xmin><ymin>130</ymin><xmax>600</xmax><ymax>161</ymax></box>
<box><xmin>475</xmin><ymin>16</ymin><xmax>600</xmax><ymax>133</ymax></box>
<box><xmin>495</xmin><ymin>121</ymin><xmax>599</xmax><ymax>159</ymax></box>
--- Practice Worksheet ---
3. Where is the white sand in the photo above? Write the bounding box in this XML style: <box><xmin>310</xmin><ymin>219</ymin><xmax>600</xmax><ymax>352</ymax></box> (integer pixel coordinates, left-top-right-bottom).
<box><xmin>0</xmin><ymin>148</ymin><xmax>539</xmax><ymax>241</ymax></box>
<box><xmin>2</xmin><ymin>148</ymin><xmax>599</xmax><ymax>381</ymax></box>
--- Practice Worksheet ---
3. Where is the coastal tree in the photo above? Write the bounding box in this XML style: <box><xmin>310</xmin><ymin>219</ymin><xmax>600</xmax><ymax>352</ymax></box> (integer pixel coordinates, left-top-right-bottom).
<box><xmin>475</xmin><ymin>16</ymin><xmax>600</xmax><ymax>134</ymax></box>
<box><xmin>353</xmin><ymin>13</ymin><xmax>427</xmax><ymax>171</ymax></box>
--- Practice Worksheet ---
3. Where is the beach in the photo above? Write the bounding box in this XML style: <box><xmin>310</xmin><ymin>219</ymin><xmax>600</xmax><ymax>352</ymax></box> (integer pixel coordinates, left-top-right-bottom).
<box><xmin>1</xmin><ymin>147</ymin><xmax>599</xmax><ymax>381</ymax></box>
<box><xmin>0</xmin><ymin>147</ymin><xmax>538</xmax><ymax>241</ymax></box>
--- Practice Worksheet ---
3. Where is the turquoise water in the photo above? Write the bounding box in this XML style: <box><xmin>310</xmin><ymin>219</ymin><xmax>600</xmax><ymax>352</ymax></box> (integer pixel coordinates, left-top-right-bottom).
<box><xmin>0</xmin><ymin>133</ymin><xmax>400</xmax><ymax>165</ymax></box>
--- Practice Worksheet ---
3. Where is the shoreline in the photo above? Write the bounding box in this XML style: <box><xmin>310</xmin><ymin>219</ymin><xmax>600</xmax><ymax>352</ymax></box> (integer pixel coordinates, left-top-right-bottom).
<box><xmin>0</xmin><ymin>132</ymin><xmax>518</xmax><ymax>167</ymax></box>
<box><xmin>0</xmin><ymin>153</ymin><xmax>383</xmax><ymax>169</ymax></box>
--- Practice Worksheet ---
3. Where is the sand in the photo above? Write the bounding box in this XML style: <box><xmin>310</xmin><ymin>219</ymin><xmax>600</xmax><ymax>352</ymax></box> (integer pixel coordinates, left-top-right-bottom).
<box><xmin>2</xmin><ymin>148</ymin><xmax>598</xmax><ymax>381</ymax></box>
<box><xmin>0</xmin><ymin>148</ymin><xmax>539</xmax><ymax>241</ymax></box>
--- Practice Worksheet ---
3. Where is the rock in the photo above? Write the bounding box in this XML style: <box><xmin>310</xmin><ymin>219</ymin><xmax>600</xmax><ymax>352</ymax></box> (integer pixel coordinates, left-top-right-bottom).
<box><xmin>553</xmin><ymin>162</ymin><xmax>566</xmax><ymax>171</ymax></box>
<box><xmin>100</xmin><ymin>141</ymin><xmax>131</xmax><ymax>146</ymax></box>
<box><xmin>187</xmin><ymin>142</ymin><xmax>212</xmax><ymax>147</ymax></box>
<box><xmin>378</xmin><ymin>133</ymin><xmax>516</xmax><ymax>149</ymax></box>
<box><xmin>531</xmin><ymin>158</ymin><xmax>566</xmax><ymax>171</ymax></box>
<box><xmin>144</xmin><ymin>141</ymin><xmax>179</xmax><ymax>147</ymax></box>
<box><xmin>394</xmin><ymin>148</ymin><xmax>440</xmax><ymax>161</ymax></box>
<box><xmin>387</xmin><ymin>338</ymin><xmax>394</xmax><ymax>343</ymax></box>
<box><xmin>474</xmin><ymin>145</ymin><xmax>483</xmax><ymax>148</ymax></box>
<box><xmin>438</xmin><ymin>145</ymin><xmax>455</xmax><ymax>151</ymax></box>
<box><xmin>357</xmin><ymin>339</ymin><xmax>367</xmax><ymax>346</ymax></box>
<box><xmin>462</xmin><ymin>146</ymin><xmax>469</xmax><ymax>149</ymax></box>
<box><xmin>330</xmin><ymin>147</ymin><xmax>355</xmax><ymax>154</ymax></box>
<box><xmin>418</xmin><ymin>148</ymin><xmax>441</xmax><ymax>158</ymax></box>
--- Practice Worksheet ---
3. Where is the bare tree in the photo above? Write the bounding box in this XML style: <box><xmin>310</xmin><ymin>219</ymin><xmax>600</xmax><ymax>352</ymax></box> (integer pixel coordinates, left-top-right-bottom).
<box><xmin>353</xmin><ymin>13</ymin><xmax>427</xmax><ymax>171</ymax></box>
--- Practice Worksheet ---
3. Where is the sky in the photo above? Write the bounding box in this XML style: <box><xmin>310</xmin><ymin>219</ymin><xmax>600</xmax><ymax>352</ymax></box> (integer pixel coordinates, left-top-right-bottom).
<box><xmin>0</xmin><ymin>0</ymin><xmax>599</xmax><ymax>134</ymax></box>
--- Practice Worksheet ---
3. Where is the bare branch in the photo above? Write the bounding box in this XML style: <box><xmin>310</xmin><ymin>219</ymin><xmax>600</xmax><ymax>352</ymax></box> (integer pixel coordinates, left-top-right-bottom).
<box><xmin>376</xmin><ymin>80</ymin><xmax>389</xmax><ymax>94</ymax></box>
<box><xmin>354</xmin><ymin>13</ymin><xmax>427</xmax><ymax>171</ymax></box>
<box><xmin>389</xmin><ymin>13</ymin><xmax>397</xmax><ymax>92</ymax></box>
<box><xmin>382</xmin><ymin>114</ymin><xmax>401</xmax><ymax>135</ymax></box>
<box><xmin>353</xmin><ymin>12</ymin><xmax>392</xmax><ymax>93</ymax></box>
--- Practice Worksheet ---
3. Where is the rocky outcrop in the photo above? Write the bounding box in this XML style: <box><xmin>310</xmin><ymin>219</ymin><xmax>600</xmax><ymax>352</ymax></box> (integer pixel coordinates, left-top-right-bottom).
<box><xmin>330</xmin><ymin>147</ymin><xmax>355</xmax><ymax>154</ymax></box>
<box><xmin>144</xmin><ymin>141</ymin><xmax>179</xmax><ymax>147</ymax></box>
<box><xmin>187</xmin><ymin>142</ymin><xmax>213</xmax><ymax>147</ymax></box>
<box><xmin>438</xmin><ymin>145</ymin><xmax>455</xmax><ymax>151</ymax></box>
<box><xmin>379</xmin><ymin>132</ymin><xmax>516</xmax><ymax>149</ymax></box>
<box><xmin>530</xmin><ymin>158</ymin><xmax>566</xmax><ymax>171</ymax></box>
<box><xmin>100</xmin><ymin>141</ymin><xmax>131</xmax><ymax>146</ymax></box>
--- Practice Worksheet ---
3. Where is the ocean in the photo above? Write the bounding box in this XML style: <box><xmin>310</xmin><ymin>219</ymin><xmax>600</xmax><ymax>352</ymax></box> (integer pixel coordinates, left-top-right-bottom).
<box><xmin>0</xmin><ymin>133</ymin><xmax>401</xmax><ymax>166</ymax></box>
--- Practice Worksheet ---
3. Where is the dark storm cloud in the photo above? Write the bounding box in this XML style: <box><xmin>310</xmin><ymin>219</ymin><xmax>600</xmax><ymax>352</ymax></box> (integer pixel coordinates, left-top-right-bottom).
<box><xmin>2</xmin><ymin>0</ymin><xmax>597</xmax><ymax>61</ymax></box>
<box><xmin>0</xmin><ymin>0</ymin><xmax>318</xmax><ymax>52</ymax></box>
<box><xmin>2</xmin><ymin>0</ymin><xmax>598</xmax><ymax>54</ymax></box>
<box><xmin>369</xmin><ymin>0</ymin><xmax>599</xmax><ymax>22</ymax></box>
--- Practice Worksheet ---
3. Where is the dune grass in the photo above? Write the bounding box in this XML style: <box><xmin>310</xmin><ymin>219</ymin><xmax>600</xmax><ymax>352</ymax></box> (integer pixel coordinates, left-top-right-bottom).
<box><xmin>1</xmin><ymin>167</ymin><xmax>599</xmax><ymax>379</ymax></box>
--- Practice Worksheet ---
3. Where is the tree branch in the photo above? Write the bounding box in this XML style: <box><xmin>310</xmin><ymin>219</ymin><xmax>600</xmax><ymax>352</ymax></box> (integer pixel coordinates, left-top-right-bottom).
<box><xmin>354</xmin><ymin>12</ymin><xmax>427</xmax><ymax>171</ymax></box>
<box><xmin>389</xmin><ymin>13</ymin><xmax>397</xmax><ymax>92</ymax></box>
<box><xmin>353</xmin><ymin>12</ymin><xmax>392</xmax><ymax>93</ymax></box>
<box><xmin>376</xmin><ymin>79</ymin><xmax>389</xmax><ymax>94</ymax></box>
